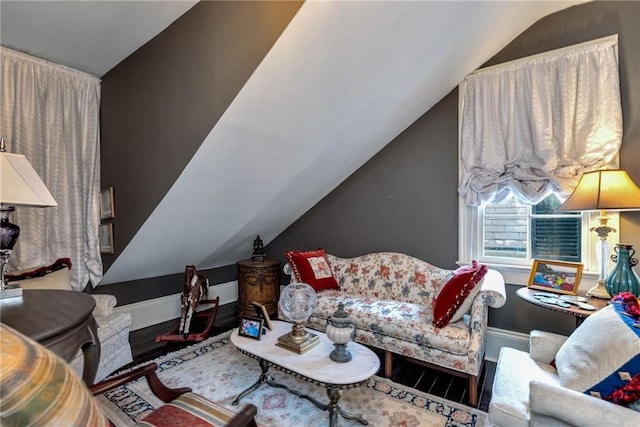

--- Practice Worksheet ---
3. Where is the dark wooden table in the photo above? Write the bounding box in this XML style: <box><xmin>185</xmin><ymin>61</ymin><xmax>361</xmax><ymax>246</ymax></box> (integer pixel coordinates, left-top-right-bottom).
<box><xmin>516</xmin><ymin>287</ymin><xmax>609</xmax><ymax>327</ymax></box>
<box><xmin>0</xmin><ymin>289</ymin><xmax>100</xmax><ymax>385</ymax></box>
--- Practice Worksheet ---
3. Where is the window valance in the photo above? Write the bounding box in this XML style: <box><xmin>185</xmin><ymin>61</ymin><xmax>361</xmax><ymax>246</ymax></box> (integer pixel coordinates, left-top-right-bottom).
<box><xmin>458</xmin><ymin>36</ymin><xmax>622</xmax><ymax>206</ymax></box>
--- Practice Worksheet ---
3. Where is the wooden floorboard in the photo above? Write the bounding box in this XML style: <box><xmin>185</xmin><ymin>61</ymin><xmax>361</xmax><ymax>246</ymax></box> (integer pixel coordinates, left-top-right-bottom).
<box><xmin>125</xmin><ymin>303</ymin><xmax>495</xmax><ymax>412</ymax></box>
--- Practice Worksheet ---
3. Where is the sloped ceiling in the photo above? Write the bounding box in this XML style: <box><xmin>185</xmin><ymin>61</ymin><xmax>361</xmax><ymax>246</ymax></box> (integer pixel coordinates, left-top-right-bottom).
<box><xmin>1</xmin><ymin>1</ymin><xmax>584</xmax><ymax>285</ymax></box>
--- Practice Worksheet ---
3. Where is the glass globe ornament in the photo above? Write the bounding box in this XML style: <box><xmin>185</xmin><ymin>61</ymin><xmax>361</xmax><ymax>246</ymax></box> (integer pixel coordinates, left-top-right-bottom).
<box><xmin>277</xmin><ymin>283</ymin><xmax>320</xmax><ymax>354</ymax></box>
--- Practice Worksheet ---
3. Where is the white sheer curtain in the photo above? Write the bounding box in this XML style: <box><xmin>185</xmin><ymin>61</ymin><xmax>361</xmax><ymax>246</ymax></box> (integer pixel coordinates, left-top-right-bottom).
<box><xmin>458</xmin><ymin>36</ymin><xmax>622</xmax><ymax>206</ymax></box>
<box><xmin>0</xmin><ymin>47</ymin><xmax>102</xmax><ymax>290</ymax></box>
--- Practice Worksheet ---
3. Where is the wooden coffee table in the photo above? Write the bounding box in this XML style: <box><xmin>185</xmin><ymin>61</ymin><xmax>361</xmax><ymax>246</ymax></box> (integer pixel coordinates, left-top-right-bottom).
<box><xmin>230</xmin><ymin>320</ymin><xmax>380</xmax><ymax>426</ymax></box>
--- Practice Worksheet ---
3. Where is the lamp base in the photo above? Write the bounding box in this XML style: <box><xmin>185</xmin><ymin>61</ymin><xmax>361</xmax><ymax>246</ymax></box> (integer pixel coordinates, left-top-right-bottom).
<box><xmin>276</xmin><ymin>322</ymin><xmax>320</xmax><ymax>354</ymax></box>
<box><xmin>586</xmin><ymin>279</ymin><xmax>611</xmax><ymax>299</ymax></box>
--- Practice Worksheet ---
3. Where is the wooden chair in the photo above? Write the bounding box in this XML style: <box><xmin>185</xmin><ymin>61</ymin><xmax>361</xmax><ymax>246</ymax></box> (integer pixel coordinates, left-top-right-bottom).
<box><xmin>90</xmin><ymin>362</ymin><xmax>257</xmax><ymax>427</ymax></box>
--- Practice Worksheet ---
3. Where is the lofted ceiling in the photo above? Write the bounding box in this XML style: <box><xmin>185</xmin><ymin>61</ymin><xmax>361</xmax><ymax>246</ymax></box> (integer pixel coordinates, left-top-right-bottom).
<box><xmin>0</xmin><ymin>1</ymin><xmax>584</xmax><ymax>285</ymax></box>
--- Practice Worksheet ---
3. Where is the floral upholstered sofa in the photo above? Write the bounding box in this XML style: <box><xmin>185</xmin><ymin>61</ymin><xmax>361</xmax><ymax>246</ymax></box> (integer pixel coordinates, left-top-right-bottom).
<box><xmin>284</xmin><ymin>251</ymin><xmax>506</xmax><ymax>406</ymax></box>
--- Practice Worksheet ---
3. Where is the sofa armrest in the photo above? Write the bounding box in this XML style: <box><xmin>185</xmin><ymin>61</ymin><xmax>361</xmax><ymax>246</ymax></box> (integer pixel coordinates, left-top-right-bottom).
<box><xmin>477</xmin><ymin>269</ymin><xmax>506</xmax><ymax>308</ymax></box>
<box><xmin>529</xmin><ymin>330</ymin><xmax>568</xmax><ymax>363</ymax></box>
<box><xmin>530</xmin><ymin>381</ymin><xmax>640</xmax><ymax>427</ymax></box>
<box><xmin>90</xmin><ymin>294</ymin><xmax>117</xmax><ymax>317</ymax></box>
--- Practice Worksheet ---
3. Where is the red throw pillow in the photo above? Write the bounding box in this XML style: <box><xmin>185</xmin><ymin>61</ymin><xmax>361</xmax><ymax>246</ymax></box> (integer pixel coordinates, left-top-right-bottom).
<box><xmin>433</xmin><ymin>261</ymin><xmax>488</xmax><ymax>328</ymax></box>
<box><xmin>285</xmin><ymin>249</ymin><xmax>339</xmax><ymax>292</ymax></box>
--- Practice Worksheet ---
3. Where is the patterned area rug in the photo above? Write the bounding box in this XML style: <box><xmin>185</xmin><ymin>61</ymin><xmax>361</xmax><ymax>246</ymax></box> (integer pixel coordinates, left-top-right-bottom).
<box><xmin>97</xmin><ymin>331</ymin><xmax>489</xmax><ymax>427</ymax></box>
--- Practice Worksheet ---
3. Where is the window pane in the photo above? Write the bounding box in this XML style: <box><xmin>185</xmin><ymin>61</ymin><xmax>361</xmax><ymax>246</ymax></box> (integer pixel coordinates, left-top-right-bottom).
<box><xmin>482</xmin><ymin>194</ymin><xmax>581</xmax><ymax>262</ymax></box>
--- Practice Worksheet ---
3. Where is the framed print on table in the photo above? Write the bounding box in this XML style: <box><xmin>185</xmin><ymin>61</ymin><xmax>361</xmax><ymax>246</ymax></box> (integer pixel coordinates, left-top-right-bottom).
<box><xmin>100</xmin><ymin>187</ymin><xmax>115</xmax><ymax>220</ymax></box>
<box><xmin>99</xmin><ymin>223</ymin><xmax>114</xmax><ymax>254</ymax></box>
<box><xmin>527</xmin><ymin>259</ymin><xmax>583</xmax><ymax>295</ymax></box>
<box><xmin>238</xmin><ymin>316</ymin><xmax>263</xmax><ymax>340</ymax></box>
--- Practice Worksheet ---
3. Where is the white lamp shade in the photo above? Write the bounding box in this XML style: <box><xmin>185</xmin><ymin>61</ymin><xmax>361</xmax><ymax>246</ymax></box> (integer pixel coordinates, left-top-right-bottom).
<box><xmin>0</xmin><ymin>152</ymin><xmax>57</xmax><ymax>207</ymax></box>
<box><xmin>557</xmin><ymin>169</ymin><xmax>640</xmax><ymax>212</ymax></box>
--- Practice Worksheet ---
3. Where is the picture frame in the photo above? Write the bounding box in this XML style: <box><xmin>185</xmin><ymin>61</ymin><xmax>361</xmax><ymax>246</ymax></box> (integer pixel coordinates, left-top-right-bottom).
<box><xmin>252</xmin><ymin>301</ymin><xmax>273</xmax><ymax>331</ymax></box>
<box><xmin>100</xmin><ymin>187</ymin><xmax>115</xmax><ymax>220</ymax></box>
<box><xmin>527</xmin><ymin>259</ymin><xmax>583</xmax><ymax>295</ymax></box>
<box><xmin>99</xmin><ymin>223</ymin><xmax>114</xmax><ymax>254</ymax></box>
<box><xmin>238</xmin><ymin>316</ymin><xmax>263</xmax><ymax>340</ymax></box>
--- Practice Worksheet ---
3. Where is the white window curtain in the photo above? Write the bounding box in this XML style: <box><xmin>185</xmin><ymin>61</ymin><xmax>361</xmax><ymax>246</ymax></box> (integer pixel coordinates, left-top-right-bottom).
<box><xmin>0</xmin><ymin>47</ymin><xmax>102</xmax><ymax>290</ymax></box>
<box><xmin>458</xmin><ymin>35</ymin><xmax>622</xmax><ymax>207</ymax></box>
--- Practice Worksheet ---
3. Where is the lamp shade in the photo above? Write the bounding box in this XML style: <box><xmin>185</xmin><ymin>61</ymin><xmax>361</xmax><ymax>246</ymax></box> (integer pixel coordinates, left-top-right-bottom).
<box><xmin>557</xmin><ymin>169</ymin><xmax>640</xmax><ymax>212</ymax></box>
<box><xmin>0</xmin><ymin>152</ymin><xmax>57</xmax><ymax>207</ymax></box>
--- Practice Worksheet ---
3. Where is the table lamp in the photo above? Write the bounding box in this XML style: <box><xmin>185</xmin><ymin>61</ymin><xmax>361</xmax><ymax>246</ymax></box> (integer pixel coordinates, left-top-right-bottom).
<box><xmin>557</xmin><ymin>169</ymin><xmax>640</xmax><ymax>298</ymax></box>
<box><xmin>0</xmin><ymin>138</ymin><xmax>57</xmax><ymax>298</ymax></box>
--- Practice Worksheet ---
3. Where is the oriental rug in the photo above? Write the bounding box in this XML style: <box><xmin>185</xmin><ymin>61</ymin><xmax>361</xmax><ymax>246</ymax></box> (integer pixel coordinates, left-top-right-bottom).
<box><xmin>96</xmin><ymin>331</ymin><xmax>488</xmax><ymax>427</ymax></box>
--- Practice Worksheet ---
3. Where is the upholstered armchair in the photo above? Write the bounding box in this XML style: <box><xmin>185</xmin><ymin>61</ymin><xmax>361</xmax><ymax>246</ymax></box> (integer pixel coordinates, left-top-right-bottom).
<box><xmin>1</xmin><ymin>323</ymin><xmax>258</xmax><ymax>427</ymax></box>
<box><xmin>489</xmin><ymin>328</ymin><xmax>639</xmax><ymax>426</ymax></box>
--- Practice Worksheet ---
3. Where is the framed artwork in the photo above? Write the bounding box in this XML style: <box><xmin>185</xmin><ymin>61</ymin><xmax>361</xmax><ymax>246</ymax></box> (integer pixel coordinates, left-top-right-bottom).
<box><xmin>238</xmin><ymin>316</ymin><xmax>263</xmax><ymax>340</ymax></box>
<box><xmin>252</xmin><ymin>301</ymin><xmax>273</xmax><ymax>331</ymax></box>
<box><xmin>100</xmin><ymin>187</ymin><xmax>115</xmax><ymax>220</ymax></box>
<box><xmin>99</xmin><ymin>223</ymin><xmax>114</xmax><ymax>254</ymax></box>
<box><xmin>527</xmin><ymin>259</ymin><xmax>583</xmax><ymax>295</ymax></box>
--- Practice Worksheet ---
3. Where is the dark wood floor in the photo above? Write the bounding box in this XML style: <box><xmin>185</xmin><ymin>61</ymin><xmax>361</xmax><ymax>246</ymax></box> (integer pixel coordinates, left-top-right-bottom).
<box><xmin>125</xmin><ymin>303</ymin><xmax>494</xmax><ymax>412</ymax></box>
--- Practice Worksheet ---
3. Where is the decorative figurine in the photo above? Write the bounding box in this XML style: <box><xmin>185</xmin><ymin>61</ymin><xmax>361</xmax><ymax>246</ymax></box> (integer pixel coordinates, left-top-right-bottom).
<box><xmin>251</xmin><ymin>235</ymin><xmax>265</xmax><ymax>262</ymax></box>
<box><xmin>326</xmin><ymin>302</ymin><xmax>356</xmax><ymax>362</ymax></box>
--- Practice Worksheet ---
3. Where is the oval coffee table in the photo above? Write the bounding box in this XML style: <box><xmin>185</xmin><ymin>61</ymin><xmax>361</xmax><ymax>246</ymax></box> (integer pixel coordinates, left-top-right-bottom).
<box><xmin>231</xmin><ymin>320</ymin><xmax>380</xmax><ymax>426</ymax></box>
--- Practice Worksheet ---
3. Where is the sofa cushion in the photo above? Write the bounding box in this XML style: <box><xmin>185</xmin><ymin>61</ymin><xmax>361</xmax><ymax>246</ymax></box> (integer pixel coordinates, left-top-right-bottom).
<box><xmin>0</xmin><ymin>324</ymin><xmax>109</xmax><ymax>427</ymax></box>
<box><xmin>326</xmin><ymin>252</ymin><xmax>453</xmax><ymax>309</ymax></box>
<box><xmin>285</xmin><ymin>249</ymin><xmax>339</xmax><ymax>292</ymax></box>
<box><xmin>433</xmin><ymin>261</ymin><xmax>488</xmax><ymax>328</ymax></box>
<box><xmin>312</xmin><ymin>290</ymin><xmax>471</xmax><ymax>355</ymax></box>
<box><xmin>555</xmin><ymin>298</ymin><xmax>640</xmax><ymax>410</ymax></box>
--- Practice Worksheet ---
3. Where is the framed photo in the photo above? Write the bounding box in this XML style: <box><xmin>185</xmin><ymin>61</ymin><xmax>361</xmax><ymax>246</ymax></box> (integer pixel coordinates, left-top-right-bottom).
<box><xmin>527</xmin><ymin>259</ymin><xmax>583</xmax><ymax>295</ymax></box>
<box><xmin>252</xmin><ymin>301</ymin><xmax>273</xmax><ymax>331</ymax></box>
<box><xmin>100</xmin><ymin>187</ymin><xmax>115</xmax><ymax>220</ymax></box>
<box><xmin>238</xmin><ymin>316</ymin><xmax>263</xmax><ymax>340</ymax></box>
<box><xmin>99</xmin><ymin>223</ymin><xmax>114</xmax><ymax>254</ymax></box>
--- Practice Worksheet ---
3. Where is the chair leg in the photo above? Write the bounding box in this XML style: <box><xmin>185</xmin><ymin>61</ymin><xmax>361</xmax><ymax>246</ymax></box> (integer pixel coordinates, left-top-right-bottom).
<box><xmin>468</xmin><ymin>375</ymin><xmax>478</xmax><ymax>407</ymax></box>
<box><xmin>384</xmin><ymin>351</ymin><xmax>393</xmax><ymax>378</ymax></box>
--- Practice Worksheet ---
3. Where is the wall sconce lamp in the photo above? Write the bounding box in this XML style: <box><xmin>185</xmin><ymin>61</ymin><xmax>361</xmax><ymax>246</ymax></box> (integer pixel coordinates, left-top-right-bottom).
<box><xmin>557</xmin><ymin>169</ymin><xmax>640</xmax><ymax>298</ymax></box>
<box><xmin>0</xmin><ymin>138</ymin><xmax>57</xmax><ymax>298</ymax></box>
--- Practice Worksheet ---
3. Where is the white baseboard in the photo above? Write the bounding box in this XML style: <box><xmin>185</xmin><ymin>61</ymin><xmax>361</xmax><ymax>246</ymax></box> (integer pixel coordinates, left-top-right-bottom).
<box><xmin>485</xmin><ymin>326</ymin><xmax>529</xmax><ymax>362</ymax></box>
<box><xmin>114</xmin><ymin>280</ymin><xmax>238</xmax><ymax>331</ymax></box>
<box><xmin>117</xmin><ymin>285</ymin><xmax>532</xmax><ymax>359</ymax></box>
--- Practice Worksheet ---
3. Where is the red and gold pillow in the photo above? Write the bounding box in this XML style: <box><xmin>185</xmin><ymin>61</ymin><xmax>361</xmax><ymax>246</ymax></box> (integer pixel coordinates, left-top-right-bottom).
<box><xmin>285</xmin><ymin>249</ymin><xmax>339</xmax><ymax>292</ymax></box>
<box><xmin>433</xmin><ymin>260</ymin><xmax>488</xmax><ymax>328</ymax></box>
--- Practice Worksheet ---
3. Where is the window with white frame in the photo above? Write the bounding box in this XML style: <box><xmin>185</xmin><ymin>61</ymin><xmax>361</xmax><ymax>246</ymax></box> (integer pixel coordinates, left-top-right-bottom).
<box><xmin>457</xmin><ymin>35</ymin><xmax>623</xmax><ymax>280</ymax></box>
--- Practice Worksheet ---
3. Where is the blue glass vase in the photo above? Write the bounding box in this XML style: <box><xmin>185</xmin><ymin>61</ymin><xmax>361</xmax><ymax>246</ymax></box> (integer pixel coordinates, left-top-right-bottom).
<box><xmin>605</xmin><ymin>244</ymin><xmax>640</xmax><ymax>297</ymax></box>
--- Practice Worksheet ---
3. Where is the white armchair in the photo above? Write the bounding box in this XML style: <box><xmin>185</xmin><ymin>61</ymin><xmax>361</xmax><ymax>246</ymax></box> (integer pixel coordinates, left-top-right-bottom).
<box><xmin>70</xmin><ymin>293</ymin><xmax>133</xmax><ymax>382</ymax></box>
<box><xmin>489</xmin><ymin>330</ymin><xmax>639</xmax><ymax>427</ymax></box>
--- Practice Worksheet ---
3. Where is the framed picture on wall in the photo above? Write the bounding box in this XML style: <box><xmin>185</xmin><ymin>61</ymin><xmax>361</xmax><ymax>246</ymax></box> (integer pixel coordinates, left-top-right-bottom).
<box><xmin>527</xmin><ymin>259</ymin><xmax>583</xmax><ymax>295</ymax></box>
<box><xmin>99</xmin><ymin>223</ymin><xmax>114</xmax><ymax>254</ymax></box>
<box><xmin>100</xmin><ymin>187</ymin><xmax>115</xmax><ymax>220</ymax></box>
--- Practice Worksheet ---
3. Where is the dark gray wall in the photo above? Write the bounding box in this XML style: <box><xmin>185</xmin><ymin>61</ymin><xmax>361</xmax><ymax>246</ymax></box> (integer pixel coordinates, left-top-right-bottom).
<box><xmin>266</xmin><ymin>1</ymin><xmax>640</xmax><ymax>336</ymax></box>
<box><xmin>95</xmin><ymin>1</ymin><xmax>303</xmax><ymax>303</ymax></box>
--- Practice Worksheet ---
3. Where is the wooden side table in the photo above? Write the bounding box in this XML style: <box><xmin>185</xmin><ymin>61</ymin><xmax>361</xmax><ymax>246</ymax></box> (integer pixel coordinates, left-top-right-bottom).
<box><xmin>516</xmin><ymin>287</ymin><xmax>609</xmax><ymax>327</ymax></box>
<box><xmin>0</xmin><ymin>289</ymin><xmax>100</xmax><ymax>385</ymax></box>
<box><xmin>237</xmin><ymin>258</ymin><xmax>281</xmax><ymax>317</ymax></box>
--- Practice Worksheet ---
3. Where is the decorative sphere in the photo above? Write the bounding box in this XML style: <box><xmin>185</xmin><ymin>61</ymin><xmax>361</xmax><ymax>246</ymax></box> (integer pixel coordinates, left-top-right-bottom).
<box><xmin>279</xmin><ymin>283</ymin><xmax>317</xmax><ymax>323</ymax></box>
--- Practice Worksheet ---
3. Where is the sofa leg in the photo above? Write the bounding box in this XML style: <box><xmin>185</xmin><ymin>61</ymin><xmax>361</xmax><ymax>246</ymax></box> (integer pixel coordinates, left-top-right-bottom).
<box><xmin>468</xmin><ymin>375</ymin><xmax>478</xmax><ymax>407</ymax></box>
<box><xmin>384</xmin><ymin>351</ymin><xmax>392</xmax><ymax>378</ymax></box>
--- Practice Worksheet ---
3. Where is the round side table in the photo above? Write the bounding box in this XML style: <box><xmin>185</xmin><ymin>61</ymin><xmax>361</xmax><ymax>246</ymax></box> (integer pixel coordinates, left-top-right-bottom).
<box><xmin>516</xmin><ymin>287</ymin><xmax>608</xmax><ymax>327</ymax></box>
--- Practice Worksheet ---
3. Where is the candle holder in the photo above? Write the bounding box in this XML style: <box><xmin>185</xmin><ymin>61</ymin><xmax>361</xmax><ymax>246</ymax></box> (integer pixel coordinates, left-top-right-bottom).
<box><xmin>326</xmin><ymin>302</ymin><xmax>356</xmax><ymax>363</ymax></box>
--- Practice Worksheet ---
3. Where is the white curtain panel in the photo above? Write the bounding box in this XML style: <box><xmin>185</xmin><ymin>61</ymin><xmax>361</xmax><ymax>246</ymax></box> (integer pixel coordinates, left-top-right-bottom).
<box><xmin>459</xmin><ymin>36</ymin><xmax>622</xmax><ymax>206</ymax></box>
<box><xmin>0</xmin><ymin>47</ymin><xmax>102</xmax><ymax>290</ymax></box>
